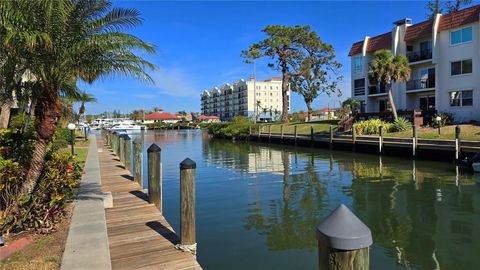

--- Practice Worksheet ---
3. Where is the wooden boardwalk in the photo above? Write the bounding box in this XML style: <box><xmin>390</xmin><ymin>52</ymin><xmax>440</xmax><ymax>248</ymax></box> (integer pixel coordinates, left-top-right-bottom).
<box><xmin>97</xmin><ymin>138</ymin><xmax>202</xmax><ymax>270</ymax></box>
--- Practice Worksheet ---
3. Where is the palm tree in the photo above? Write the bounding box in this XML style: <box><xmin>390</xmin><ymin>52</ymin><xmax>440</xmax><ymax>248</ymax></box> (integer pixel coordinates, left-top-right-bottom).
<box><xmin>369</xmin><ymin>50</ymin><xmax>410</xmax><ymax>121</ymax></box>
<box><xmin>78</xmin><ymin>91</ymin><xmax>97</xmax><ymax>120</ymax></box>
<box><xmin>0</xmin><ymin>0</ymin><xmax>156</xmax><ymax>197</ymax></box>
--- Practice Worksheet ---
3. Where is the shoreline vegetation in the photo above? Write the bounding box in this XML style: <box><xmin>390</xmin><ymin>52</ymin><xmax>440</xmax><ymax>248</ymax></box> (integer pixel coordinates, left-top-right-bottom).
<box><xmin>205</xmin><ymin>120</ymin><xmax>480</xmax><ymax>142</ymax></box>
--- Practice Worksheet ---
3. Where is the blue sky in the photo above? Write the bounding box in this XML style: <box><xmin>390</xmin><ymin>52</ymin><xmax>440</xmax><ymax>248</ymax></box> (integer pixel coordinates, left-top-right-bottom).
<box><xmin>80</xmin><ymin>0</ymin><xmax>440</xmax><ymax>115</ymax></box>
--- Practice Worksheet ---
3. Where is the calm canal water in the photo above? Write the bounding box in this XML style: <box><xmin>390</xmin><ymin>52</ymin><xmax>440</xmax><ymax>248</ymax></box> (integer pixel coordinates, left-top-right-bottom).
<box><xmin>127</xmin><ymin>130</ymin><xmax>480</xmax><ymax>270</ymax></box>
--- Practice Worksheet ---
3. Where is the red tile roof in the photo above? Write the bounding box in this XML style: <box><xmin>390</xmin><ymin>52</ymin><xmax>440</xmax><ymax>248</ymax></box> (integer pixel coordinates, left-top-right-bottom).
<box><xmin>438</xmin><ymin>5</ymin><xmax>480</xmax><ymax>32</ymax></box>
<box><xmin>348</xmin><ymin>41</ymin><xmax>363</xmax><ymax>56</ymax></box>
<box><xmin>348</xmin><ymin>32</ymin><xmax>391</xmax><ymax>56</ymax></box>
<box><xmin>366</xmin><ymin>32</ymin><xmax>392</xmax><ymax>53</ymax></box>
<box><xmin>145</xmin><ymin>112</ymin><xmax>178</xmax><ymax>120</ymax></box>
<box><xmin>198</xmin><ymin>115</ymin><xmax>220</xmax><ymax>119</ymax></box>
<box><xmin>405</xmin><ymin>19</ymin><xmax>433</xmax><ymax>41</ymax></box>
<box><xmin>319</xmin><ymin>108</ymin><xmax>337</xmax><ymax>112</ymax></box>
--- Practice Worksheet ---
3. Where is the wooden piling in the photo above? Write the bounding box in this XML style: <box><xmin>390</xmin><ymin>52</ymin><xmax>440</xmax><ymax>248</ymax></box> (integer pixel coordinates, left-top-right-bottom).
<box><xmin>352</xmin><ymin>124</ymin><xmax>356</xmax><ymax>144</ymax></box>
<box><xmin>317</xmin><ymin>204</ymin><xmax>372</xmax><ymax>270</ymax></box>
<box><xmin>133</xmin><ymin>138</ymin><xmax>143</xmax><ymax>188</ymax></box>
<box><xmin>379</xmin><ymin>126</ymin><xmax>384</xmax><ymax>154</ymax></box>
<box><xmin>455</xmin><ymin>125</ymin><xmax>461</xmax><ymax>162</ymax></box>
<box><xmin>124</xmin><ymin>135</ymin><xmax>131</xmax><ymax>174</ymax></box>
<box><xmin>280</xmin><ymin>125</ymin><xmax>284</xmax><ymax>142</ymax></box>
<box><xmin>147</xmin><ymin>144</ymin><xmax>162</xmax><ymax>212</ymax></box>
<box><xmin>268</xmin><ymin>125</ymin><xmax>272</xmax><ymax>140</ymax></box>
<box><xmin>294</xmin><ymin>125</ymin><xmax>298</xmax><ymax>144</ymax></box>
<box><xmin>119</xmin><ymin>135</ymin><xmax>125</xmax><ymax>164</ymax></box>
<box><xmin>311</xmin><ymin>125</ymin><xmax>314</xmax><ymax>142</ymax></box>
<box><xmin>412</xmin><ymin>125</ymin><xmax>417</xmax><ymax>158</ymax></box>
<box><xmin>179</xmin><ymin>158</ymin><xmax>197</xmax><ymax>254</ymax></box>
<box><xmin>329</xmin><ymin>125</ymin><xmax>333</xmax><ymax>149</ymax></box>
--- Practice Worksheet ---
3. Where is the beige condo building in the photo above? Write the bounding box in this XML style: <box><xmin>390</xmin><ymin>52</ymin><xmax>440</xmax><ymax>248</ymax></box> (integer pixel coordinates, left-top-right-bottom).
<box><xmin>201</xmin><ymin>76</ymin><xmax>290</xmax><ymax>121</ymax></box>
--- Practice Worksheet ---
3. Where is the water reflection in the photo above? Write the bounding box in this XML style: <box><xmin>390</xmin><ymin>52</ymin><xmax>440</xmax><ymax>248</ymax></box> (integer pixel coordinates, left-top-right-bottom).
<box><xmin>201</xmin><ymin>137</ymin><xmax>480</xmax><ymax>270</ymax></box>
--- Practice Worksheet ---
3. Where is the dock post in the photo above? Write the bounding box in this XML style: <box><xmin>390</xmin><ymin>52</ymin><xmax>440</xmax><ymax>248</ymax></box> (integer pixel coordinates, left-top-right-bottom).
<box><xmin>119</xmin><ymin>135</ymin><xmax>125</xmax><ymax>164</ymax></box>
<box><xmin>124</xmin><ymin>135</ymin><xmax>131</xmax><ymax>174</ymax></box>
<box><xmin>352</xmin><ymin>124</ymin><xmax>356</xmax><ymax>151</ymax></box>
<box><xmin>258</xmin><ymin>125</ymin><xmax>261</xmax><ymax>140</ymax></box>
<box><xmin>147</xmin><ymin>144</ymin><xmax>162</xmax><ymax>212</ymax></box>
<box><xmin>379</xmin><ymin>126</ymin><xmax>384</xmax><ymax>154</ymax></box>
<box><xmin>133</xmin><ymin>138</ymin><xmax>143</xmax><ymax>188</ymax></box>
<box><xmin>269</xmin><ymin>125</ymin><xmax>272</xmax><ymax>141</ymax></box>
<box><xmin>412</xmin><ymin>125</ymin><xmax>417</xmax><ymax>158</ymax></box>
<box><xmin>310</xmin><ymin>125</ymin><xmax>314</xmax><ymax>142</ymax></box>
<box><xmin>329</xmin><ymin>125</ymin><xmax>333</xmax><ymax>149</ymax></box>
<box><xmin>178</xmin><ymin>158</ymin><xmax>197</xmax><ymax>255</ymax></box>
<box><xmin>249</xmin><ymin>125</ymin><xmax>252</xmax><ymax>136</ymax></box>
<box><xmin>280</xmin><ymin>125</ymin><xmax>284</xmax><ymax>142</ymax></box>
<box><xmin>294</xmin><ymin>125</ymin><xmax>298</xmax><ymax>145</ymax></box>
<box><xmin>84</xmin><ymin>127</ymin><xmax>88</xmax><ymax>141</ymax></box>
<box><xmin>455</xmin><ymin>125</ymin><xmax>461</xmax><ymax>162</ymax></box>
<box><xmin>317</xmin><ymin>204</ymin><xmax>372</xmax><ymax>270</ymax></box>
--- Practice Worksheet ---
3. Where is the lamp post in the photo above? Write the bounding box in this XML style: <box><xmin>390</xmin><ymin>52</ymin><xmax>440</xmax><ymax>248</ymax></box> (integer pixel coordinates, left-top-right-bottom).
<box><xmin>67</xmin><ymin>123</ymin><xmax>76</xmax><ymax>156</ymax></box>
<box><xmin>435</xmin><ymin>116</ymin><xmax>442</xmax><ymax>135</ymax></box>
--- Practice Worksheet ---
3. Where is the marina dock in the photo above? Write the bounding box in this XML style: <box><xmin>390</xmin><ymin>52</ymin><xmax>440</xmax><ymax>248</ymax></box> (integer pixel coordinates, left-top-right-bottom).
<box><xmin>98</xmin><ymin>137</ymin><xmax>202</xmax><ymax>270</ymax></box>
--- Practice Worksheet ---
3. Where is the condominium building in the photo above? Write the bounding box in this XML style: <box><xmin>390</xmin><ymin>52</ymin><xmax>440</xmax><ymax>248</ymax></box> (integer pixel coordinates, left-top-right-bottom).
<box><xmin>349</xmin><ymin>5</ymin><xmax>480</xmax><ymax>122</ymax></box>
<box><xmin>201</xmin><ymin>76</ymin><xmax>290</xmax><ymax>121</ymax></box>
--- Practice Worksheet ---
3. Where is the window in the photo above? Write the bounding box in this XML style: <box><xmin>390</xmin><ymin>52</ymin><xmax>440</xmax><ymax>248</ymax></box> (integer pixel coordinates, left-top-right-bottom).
<box><xmin>354</xmin><ymin>56</ymin><xmax>362</xmax><ymax>73</ymax></box>
<box><xmin>451</xmin><ymin>59</ymin><xmax>472</xmax><ymax>76</ymax></box>
<box><xmin>451</xmin><ymin>27</ymin><xmax>473</xmax><ymax>45</ymax></box>
<box><xmin>450</xmin><ymin>90</ymin><xmax>473</xmax><ymax>107</ymax></box>
<box><xmin>354</xmin><ymin>78</ymin><xmax>365</xmax><ymax>96</ymax></box>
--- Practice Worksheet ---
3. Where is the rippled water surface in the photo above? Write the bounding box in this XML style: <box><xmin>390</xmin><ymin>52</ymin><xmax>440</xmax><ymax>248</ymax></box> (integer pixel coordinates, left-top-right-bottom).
<box><xmin>126</xmin><ymin>130</ymin><xmax>480</xmax><ymax>270</ymax></box>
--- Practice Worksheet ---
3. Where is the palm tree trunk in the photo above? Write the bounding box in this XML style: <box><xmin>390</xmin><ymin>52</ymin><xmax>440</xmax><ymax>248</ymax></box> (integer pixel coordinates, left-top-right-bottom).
<box><xmin>387</xmin><ymin>85</ymin><xmax>398</xmax><ymax>121</ymax></box>
<box><xmin>0</xmin><ymin>99</ymin><xmax>12</xmax><ymax>128</ymax></box>
<box><xmin>280</xmin><ymin>63</ymin><xmax>289</xmax><ymax>124</ymax></box>
<box><xmin>20</xmin><ymin>94</ymin><xmax>63</xmax><ymax>197</ymax></box>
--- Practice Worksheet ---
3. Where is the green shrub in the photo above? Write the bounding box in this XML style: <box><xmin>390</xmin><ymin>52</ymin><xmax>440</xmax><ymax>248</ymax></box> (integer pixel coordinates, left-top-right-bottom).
<box><xmin>207</xmin><ymin>122</ymin><xmax>258</xmax><ymax>140</ymax></box>
<box><xmin>1</xmin><ymin>152</ymin><xmax>82</xmax><ymax>234</ymax></box>
<box><xmin>51</xmin><ymin>128</ymin><xmax>71</xmax><ymax>151</ymax></box>
<box><xmin>432</xmin><ymin>112</ymin><xmax>455</xmax><ymax>128</ymax></box>
<box><xmin>0</xmin><ymin>129</ymin><xmax>35</xmax><ymax>166</ymax></box>
<box><xmin>392</xmin><ymin>117</ymin><xmax>411</xmax><ymax>132</ymax></box>
<box><xmin>355</xmin><ymin>119</ymin><xmax>392</xmax><ymax>135</ymax></box>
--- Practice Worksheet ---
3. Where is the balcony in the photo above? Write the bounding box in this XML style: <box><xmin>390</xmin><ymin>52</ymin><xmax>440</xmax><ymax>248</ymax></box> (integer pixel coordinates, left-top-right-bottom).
<box><xmin>406</xmin><ymin>79</ymin><xmax>435</xmax><ymax>91</ymax></box>
<box><xmin>368</xmin><ymin>84</ymin><xmax>386</xmax><ymax>95</ymax></box>
<box><xmin>406</xmin><ymin>48</ymin><xmax>432</xmax><ymax>63</ymax></box>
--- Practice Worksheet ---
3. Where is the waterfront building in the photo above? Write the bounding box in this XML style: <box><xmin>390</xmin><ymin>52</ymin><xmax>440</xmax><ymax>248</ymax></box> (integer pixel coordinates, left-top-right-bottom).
<box><xmin>196</xmin><ymin>115</ymin><xmax>221</xmax><ymax>123</ymax></box>
<box><xmin>144</xmin><ymin>112</ymin><xmax>180</xmax><ymax>124</ymax></box>
<box><xmin>349</xmin><ymin>5</ymin><xmax>480</xmax><ymax>122</ymax></box>
<box><xmin>201</xmin><ymin>76</ymin><xmax>290</xmax><ymax>121</ymax></box>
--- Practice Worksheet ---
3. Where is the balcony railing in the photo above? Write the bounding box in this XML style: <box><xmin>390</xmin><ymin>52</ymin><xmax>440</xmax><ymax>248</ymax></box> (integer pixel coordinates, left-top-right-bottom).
<box><xmin>406</xmin><ymin>48</ymin><xmax>432</xmax><ymax>63</ymax></box>
<box><xmin>368</xmin><ymin>85</ymin><xmax>386</xmax><ymax>95</ymax></box>
<box><xmin>406</xmin><ymin>79</ymin><xmax>435</xmax><ymax>91</ymax></box>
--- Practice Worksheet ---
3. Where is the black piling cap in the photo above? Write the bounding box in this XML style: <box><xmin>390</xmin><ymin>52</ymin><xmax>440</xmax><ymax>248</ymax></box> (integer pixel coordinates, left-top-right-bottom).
<box><xmin>112</xmin><ymin>131</ymin><xmax>118</xmax><ymax>135</ymax></box>
<box><xmin>180</xmin><ymin>158</ymin><xmax>196</xmax><ymax>170</ymax></box>
<box><xmin>123</xmin><ymin>134</ymin><xmax>131</xmax><ymax>140</ymax></box>
<box><xmin>147</xmin><ymin>143</ymin><xmax>161</xmax><ymax>153</ymax></box>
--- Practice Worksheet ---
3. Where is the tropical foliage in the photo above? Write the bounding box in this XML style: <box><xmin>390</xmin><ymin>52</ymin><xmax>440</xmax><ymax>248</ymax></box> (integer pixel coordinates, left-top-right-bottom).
<box><xmin>368</xmin><ymin>50</ymin><xmax>410</xmax><ymax>121</ymax></box>
<box><xmin>0</xmin><ymin>0</ymin><xmax>156</xmax><ymax>199</ymax></box>
<box><xmin>290</xmin><ymin>39</ymin><xmax>342</xmax><ymax>122</ymax></box>
<box><xmin>355</xmin><ymin>119</ymin><xmax>392</xmax><ymax>135</ymax></box>
<box><xmin>242</xmin><ymin>25</ymin><xmax>335</xmax><ymax>123</ymax></box>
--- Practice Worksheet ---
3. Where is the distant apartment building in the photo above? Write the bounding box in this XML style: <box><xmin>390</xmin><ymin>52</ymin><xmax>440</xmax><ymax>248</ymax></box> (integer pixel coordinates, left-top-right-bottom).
<box><xmin>349</xmin><ymin>5</ymin><xmax>480</xmax><ymax>122</ymax></box>
<box><xmin>201</xmin><ymin>76</ymin><xmax>290</xmax><ymax>121</ymax></box>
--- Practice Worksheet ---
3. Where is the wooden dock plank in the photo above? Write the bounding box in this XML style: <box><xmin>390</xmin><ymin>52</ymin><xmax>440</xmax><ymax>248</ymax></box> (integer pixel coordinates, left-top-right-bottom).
<box><xmin>97</xmin><ymin>138</ymin><xmax>202</xmax><ymax>270</ymax></box>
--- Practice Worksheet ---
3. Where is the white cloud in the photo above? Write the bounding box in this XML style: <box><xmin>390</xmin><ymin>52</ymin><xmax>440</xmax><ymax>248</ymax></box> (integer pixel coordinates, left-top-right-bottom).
<box><xmin>152</xmin><ymin>67</ymin><xmax>199</xmax><ymax>97</ymax></box>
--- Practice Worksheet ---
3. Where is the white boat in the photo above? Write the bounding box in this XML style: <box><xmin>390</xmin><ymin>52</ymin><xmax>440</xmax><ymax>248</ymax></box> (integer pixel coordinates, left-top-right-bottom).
<box><xmin>473</xmin><ymin>163</ymin><xmax>480</xmax><ymax>173</ymax></box>
<box><xmin>110</xmin><ymin>123</ymin><xmax>145</xmax><ymax>131</ymax></box>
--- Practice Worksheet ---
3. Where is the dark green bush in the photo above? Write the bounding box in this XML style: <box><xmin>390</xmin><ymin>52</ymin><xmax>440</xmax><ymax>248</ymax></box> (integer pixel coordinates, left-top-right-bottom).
<box><xmin>207</xmin><ymin>122</ymin><xmax>257</xmax><ymax>140</ymax></box>
<box><xmin>432</xmin><ymin>112</ymin><xmax>455</xmax><ymax>128</ymax></box>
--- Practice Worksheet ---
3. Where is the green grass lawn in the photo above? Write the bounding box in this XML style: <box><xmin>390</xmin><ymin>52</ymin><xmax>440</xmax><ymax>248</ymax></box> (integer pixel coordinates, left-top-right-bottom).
<box><xmin>59</xmin><ymin>141</ymin><xmax>89</xmax><ymax>168</ymax></box>
<box><xmin>385</xmin><ymin>124</ymin><xmax>480</xmax><ymax>141</ymax></box>
<box><xmin>260</xmin><ymin>120</ymin><xmax>338</xmax><ymax>135</ymax></box>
